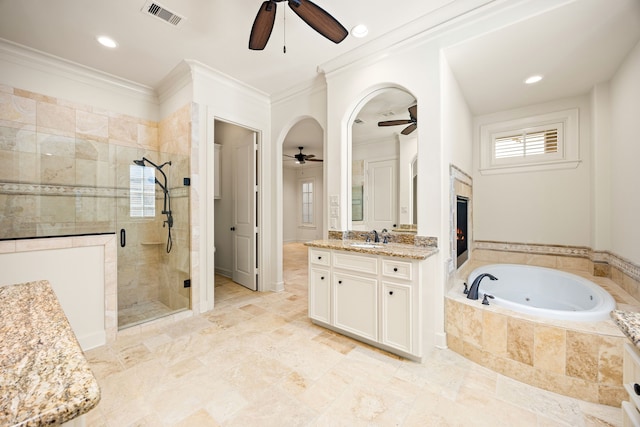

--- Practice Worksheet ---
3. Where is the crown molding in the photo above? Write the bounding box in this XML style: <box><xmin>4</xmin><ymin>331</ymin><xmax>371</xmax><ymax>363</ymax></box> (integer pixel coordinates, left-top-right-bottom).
<box><xmin>0</xmin><ymin>38</ymin><xmax>158</xmax><ymax>105</ymax></box>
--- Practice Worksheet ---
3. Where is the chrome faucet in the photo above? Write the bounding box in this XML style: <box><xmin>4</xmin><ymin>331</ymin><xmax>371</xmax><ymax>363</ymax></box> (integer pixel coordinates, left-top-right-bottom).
<box><xmin>372</xmin><ymin>230</ymin><xmax>379</xmax><ymax>243</ymax></box>
<box><xmin>466</xmin><ymin>273</ymin><xmax>498</xmax><ymax>300</ymax></box>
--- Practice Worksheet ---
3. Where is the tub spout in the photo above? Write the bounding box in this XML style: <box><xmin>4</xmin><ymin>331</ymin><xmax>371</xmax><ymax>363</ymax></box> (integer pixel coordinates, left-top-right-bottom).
<box><xmin>466</xmin><ymin>273</ymin><xmax>498</xmax><ymax>300</ymax></box>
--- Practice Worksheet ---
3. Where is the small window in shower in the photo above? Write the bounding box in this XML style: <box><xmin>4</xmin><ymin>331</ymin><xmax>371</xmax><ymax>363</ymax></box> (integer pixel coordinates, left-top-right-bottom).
<box><xmin>130</xmin><ymin>165</ymin><xmax>156</xmax><ymax>218</ymax></box>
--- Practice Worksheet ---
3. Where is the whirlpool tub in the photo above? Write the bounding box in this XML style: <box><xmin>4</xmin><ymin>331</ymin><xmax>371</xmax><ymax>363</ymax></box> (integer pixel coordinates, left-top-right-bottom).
<box><xmin>468</xmin><ymin>264</ymin><xmax>617</xmax><ymax>321</ymax></box>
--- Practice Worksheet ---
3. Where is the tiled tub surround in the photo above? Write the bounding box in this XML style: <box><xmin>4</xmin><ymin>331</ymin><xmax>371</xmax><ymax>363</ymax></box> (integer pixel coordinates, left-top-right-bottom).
<box><xmin>0</xmin><ymin>85</ymin><xmax>192</xmax><ymax>329</ymax></box>
<box><xmin>446</xmin><ymin>257</ymin><xmax>640</xmax><ymax>407</ymax></box>
<box><xmin>0</xmin><ymin>280</ymin><xmax>100</xmax><ymax>425</ymax></box>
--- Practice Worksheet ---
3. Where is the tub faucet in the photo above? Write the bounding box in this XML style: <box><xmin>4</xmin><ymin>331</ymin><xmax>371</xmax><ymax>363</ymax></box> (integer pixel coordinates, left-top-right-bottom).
<box><xmin>466</xmin><ymin>273</ymin><xmax>498</xmax><ymax>300</ymax></box>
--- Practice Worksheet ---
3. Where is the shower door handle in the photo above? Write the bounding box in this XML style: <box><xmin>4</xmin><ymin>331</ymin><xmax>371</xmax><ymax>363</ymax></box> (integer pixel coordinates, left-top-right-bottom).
<box><xmin>120</xmin><ymin>229</ymin><xmax>126</xmax><ymax>247</ymax></box>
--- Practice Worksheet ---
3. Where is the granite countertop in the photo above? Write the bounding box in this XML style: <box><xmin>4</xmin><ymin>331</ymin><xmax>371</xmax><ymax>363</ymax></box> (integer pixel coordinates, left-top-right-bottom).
<box><xmin>611</xmin><ymin>309</ymin><xmax>640</xmax><ymax>350</ymax></box>
<box><xmin>0</xmin><ymin>280</ymin><xmax>100</xmax><ymax>426</ymax></box>
<box><xmin>305</xmin><ymin>239</ymin><xmax>438</xmax><ymax>260</ymax></box>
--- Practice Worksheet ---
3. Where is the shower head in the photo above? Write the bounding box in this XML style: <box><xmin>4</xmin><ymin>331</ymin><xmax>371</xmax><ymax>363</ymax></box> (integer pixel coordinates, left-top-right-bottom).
<box><xmin>133</xmin><ymin>159</ymin><xmax>146</xmax><ymax>166</ymax></box>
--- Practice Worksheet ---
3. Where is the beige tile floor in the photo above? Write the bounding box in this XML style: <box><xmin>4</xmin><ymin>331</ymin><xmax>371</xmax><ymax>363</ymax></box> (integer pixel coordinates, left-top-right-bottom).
<box><xmin>85</xmin><ymin>243</ymin><xmax>622</xmax><ymax>426</ymax></box>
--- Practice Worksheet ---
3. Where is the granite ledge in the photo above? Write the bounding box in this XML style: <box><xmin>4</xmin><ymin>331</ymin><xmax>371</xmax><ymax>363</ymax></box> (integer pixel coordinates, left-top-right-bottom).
<box><xmin>305</xmin><ymin>239</ymin><xmax>438</xmax><ymax>260</ymax></box>
<box><xmin>0</xmin><ymin>280</ymin><xmax>100</xmax><ymax>426</ymax></box>
<box><xmin>611</xmin><ymin>309</ymin><xmax>640</xmax><ymax>350</ymax></box>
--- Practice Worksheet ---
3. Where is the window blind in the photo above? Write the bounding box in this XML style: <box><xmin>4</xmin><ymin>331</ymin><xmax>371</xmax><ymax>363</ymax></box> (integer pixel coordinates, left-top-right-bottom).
<box><xmin>494</xmin><ymin>128</ymin><xmax>558</xmax><ymax>159</ymax></box>
<box><xmin>130</xmin><ymin>165</ymin><xmax>156</xmax><ymax>218</ymax></box>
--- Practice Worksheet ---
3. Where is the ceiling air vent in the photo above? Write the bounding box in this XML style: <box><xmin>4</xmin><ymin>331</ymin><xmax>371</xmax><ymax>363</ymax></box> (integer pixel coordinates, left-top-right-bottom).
<box><xmin>354</xmin><ymin>118</ymin><xmax>365</xmax><ymax>125</ymax></box>
<box><xmin>141</xmin><ymin>1</ymin><xmax>185</xmax><ymax>27</ymax></box>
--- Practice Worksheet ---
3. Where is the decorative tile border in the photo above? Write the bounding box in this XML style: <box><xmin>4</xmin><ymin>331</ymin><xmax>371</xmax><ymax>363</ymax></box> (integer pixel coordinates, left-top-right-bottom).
<box><xmin>474</xmin><ymin>240</ymin><xmax>640</xmax><ymax>283</ymax></box>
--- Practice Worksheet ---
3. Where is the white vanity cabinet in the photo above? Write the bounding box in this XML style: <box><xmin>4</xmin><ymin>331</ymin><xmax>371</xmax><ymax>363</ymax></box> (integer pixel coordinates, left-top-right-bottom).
<box><xmin>622</xmin><ymin>343</ymin><xmax>640</xmax><ymax>426</ymax></box>
<box><xmin>308</xmin><ymin>246</ymin><xmax>434</xmax><ymax>361</ymax></box>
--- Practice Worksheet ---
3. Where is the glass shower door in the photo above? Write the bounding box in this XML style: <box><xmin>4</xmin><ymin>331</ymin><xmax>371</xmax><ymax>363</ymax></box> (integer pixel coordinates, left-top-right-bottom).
<box><xmin>115</xmin><ymin>146</ymin><xmax>190</xmax><ymax>329</ymax></box>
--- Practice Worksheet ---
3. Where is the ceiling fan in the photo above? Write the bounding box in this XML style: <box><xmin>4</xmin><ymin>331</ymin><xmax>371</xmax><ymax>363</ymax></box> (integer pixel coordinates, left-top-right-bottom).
<box><xmin>249</xmin><ymin>0</ymin><xmax>348</xmax><ymax>50</ymax></box>
<box><xmin>284</xmin><ymin>147</ymin><xmax>323</xmax><ymax>164</ymax></box>
<box><xmin>377</xmin><ymin>105</ymin><xmax>418</xmax><ymax>135</ymax></box>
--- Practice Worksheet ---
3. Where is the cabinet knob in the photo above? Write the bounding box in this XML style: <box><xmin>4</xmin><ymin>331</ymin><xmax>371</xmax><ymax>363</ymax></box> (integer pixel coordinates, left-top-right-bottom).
<box><xmin>635</xmin><ymin>383</ymin><xmax>640</xmax><ymax>396</ymax></box>
<box><xmin>338</xmin><ymin>280</ymin><xmax>342</xmax><ymax>284</ymax></box>
<box><xmin>393</xmin><ymin>267</ymin><xmax>398</xmax><ymax>272</ymax></box>
<box><xmin>318</xmin><ymin>256</ymin><xmax>322</xmax><ymax>260</ymax></box>
<box><xmin>320</xmin><ymin>276</ymin><xmax>324</xmax><ymax>280</ymax></box>
<box><xmin>389</xmin><ymin>291</ymin><xmax>394</xmax><ymax>296</ymax></box>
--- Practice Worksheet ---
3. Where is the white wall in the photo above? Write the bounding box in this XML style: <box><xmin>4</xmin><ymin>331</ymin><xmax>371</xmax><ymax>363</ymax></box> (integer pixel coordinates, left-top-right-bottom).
<box><xmin>442</xmin><ymin>57</ymin><xmax>473</xmax><ymax>175</ymax></box>
<box><xmin>282</xmin><ymin>165</ymin><xmax>324</xmax><ymax>243</ymax></box>
<box><xmin>282</xmin><ymin>168</ymin><xmax>297</xmax><ymax>243</ymax></box>
<box><xmin>472</xmin><ymin>95</ymin><xmax>592</xmax><ymax>246</ymax></box>
<box><xmin>609</xmin><ymin>40</ymin><xmax>640</xmax><ymax>265</ymax></box>
<box><xmin>0</xmin><ymin>245</ymin><xmax>105</xmax><ymax>350</ymax></box>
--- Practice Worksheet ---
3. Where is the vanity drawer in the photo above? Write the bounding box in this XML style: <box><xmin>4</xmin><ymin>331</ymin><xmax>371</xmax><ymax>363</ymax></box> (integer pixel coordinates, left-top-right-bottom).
<box><xmin>333</xmin><ymin>252</ymin><xmax>378</xmax><ymax>275</ymax></box>
<box><xmin>381</xmin><ymin>259</ymin><xmax>413</xmax><ymax>281</ymax></box>
<box><xmin>309</xmin><ymin>249</ymin><xmax>330</xmax><ymax>266</ymax></box>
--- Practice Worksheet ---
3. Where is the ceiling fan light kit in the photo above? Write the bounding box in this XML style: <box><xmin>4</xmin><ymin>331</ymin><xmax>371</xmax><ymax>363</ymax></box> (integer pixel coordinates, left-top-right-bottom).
<box><xmin>249</xmin><ymin>0</ymin><xmax>348</xmax><ymax>50</ymax></box>
<box><xmin>284</xmin><ymin>147</ymin><xmax>323</xmax><ymax>165</ymax></box>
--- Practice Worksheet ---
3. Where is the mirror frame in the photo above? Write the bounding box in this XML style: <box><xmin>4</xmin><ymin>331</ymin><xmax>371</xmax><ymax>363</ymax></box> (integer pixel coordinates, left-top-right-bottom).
<box><xmin>346</xmin><ymin>85</ymin><xmax>418</xmax><ymax>232</ymax></box>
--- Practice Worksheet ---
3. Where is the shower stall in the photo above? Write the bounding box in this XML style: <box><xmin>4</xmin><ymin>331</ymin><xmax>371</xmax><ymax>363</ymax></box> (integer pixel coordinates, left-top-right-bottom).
<box><xmin>116</xmin><ymin>147</ymin><xmax>190</xmax><ymax>328</ymax></box>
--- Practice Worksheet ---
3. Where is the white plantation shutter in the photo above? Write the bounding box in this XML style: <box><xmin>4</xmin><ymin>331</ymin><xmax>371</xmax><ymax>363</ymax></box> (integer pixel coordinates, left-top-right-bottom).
<box><xmin>494</xmin><ymin>128</ymin><xmax>558</xmax><ymax>159</ymax></box>
<box><xmin>130</xmin><ymin>165</ymin><xmax>156</xmax><ymax>218</ymax></box>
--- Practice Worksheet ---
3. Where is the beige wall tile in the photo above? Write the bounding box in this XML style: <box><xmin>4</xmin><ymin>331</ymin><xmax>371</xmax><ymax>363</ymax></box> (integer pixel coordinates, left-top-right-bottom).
<box><xmin>0</xmin><ymin>92</ymin><xmax>36</xmax><ymax>124</ymax></box>
<box><xmin>598</xmin><ymin>335</ymin><xmax>623</xmax><ymax>385</ymax></box>
<box><xmin>109</xmin><ymin>116</ymin><xmax>138</xmax><ymax>146</ymax></box>
<box><xmin>444</xmin><ymin>298</ymin><xmax>462</xmax><ymax>338</ymax></box>
<box><xmin>37</xmin><ymin>101</ymin><xmax>75</xmax><ymax>135</ymax></box>
<box><xmin>462</xmin><ymin>303</ymin><xmax>483</xmax><ymax>348</ymax></box>
<box><xmin>534</xmin><ymin>325</ymin><xmax>566</xmax><ymax>374</ymax></box>
<box><xmin>524</xmin><ymin>254</ymin><xmax>557</xmax><ymax>268</ymax></box>
<box><xmin>482</xmin><ymin>310</ymin><xmax>507</xmax><ymax>356</ymax></box>
<box><xmin>507</xmin><ymin>317</ymin><xmax>534</xmax><ymax>366</ymax></box>
<box><xmin>557</xmin><ymin>256</ymin><xmax>591</xmax><ymax>272</ymax></box>
<box><xmin>598</xmin><ymin>384</ymin><xmax>626</xmax><ymax>407</ymax></box>
<box><xmin>76</xmin><ymin>110</ymin><xmax>108</xmax><ymax>142</ymax></box>
<box><xmin>566</xmin><ymin>330</ymin><xmax>599</xmax><ymax>382</ymax></box>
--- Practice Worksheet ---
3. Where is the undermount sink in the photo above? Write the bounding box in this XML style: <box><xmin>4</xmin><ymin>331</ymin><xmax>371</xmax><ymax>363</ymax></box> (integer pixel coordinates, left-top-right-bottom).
<box><xmin>350</xmin><ymin>243</ymin><xmax>382</xmax><ymax>249</ymax></box>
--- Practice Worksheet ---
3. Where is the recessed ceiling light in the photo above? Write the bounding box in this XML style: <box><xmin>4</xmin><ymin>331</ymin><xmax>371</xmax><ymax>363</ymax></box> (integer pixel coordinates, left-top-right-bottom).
<box><xmin>351</xmin><ymin>24</ymin><xmax>368</xmax><ymax>38</ymax></box>
<box><xmin>524</xmin><ymin>75</ymin><xmax>543</xmax><ymax>84</ymax></box>
<box><xmin>97</xmin><ymin>36</ymin><xmax>118</xmax><ymax>48</ymax></box>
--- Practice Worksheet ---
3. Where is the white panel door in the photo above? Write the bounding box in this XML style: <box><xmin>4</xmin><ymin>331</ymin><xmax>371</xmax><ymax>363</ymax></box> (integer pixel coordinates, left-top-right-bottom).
<box><xmin>232</xmin><ymin>133</ymin><xmax>257</xmax><ymax>290</ymax></box>
<box><xmin>368</xmin><ymin>159</ymin><xmax>397</xmax><ymax>230</ymax></box>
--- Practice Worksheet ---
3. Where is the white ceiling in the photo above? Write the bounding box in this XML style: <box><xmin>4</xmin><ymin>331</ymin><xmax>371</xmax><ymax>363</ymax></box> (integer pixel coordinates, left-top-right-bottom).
<box><xmin>1</xmin><ymin>0</ymin><xmax>638</xmax><ymax>139</ymax></box>
<box><xmin>444</xmin><ymin>0</ymin><xmax>640</xmax><ymax>115</ymax></box>
<box><xmin>0</xmin><ymin>0</ymin><xmax>456</xmax><ymax>95</ymax></box>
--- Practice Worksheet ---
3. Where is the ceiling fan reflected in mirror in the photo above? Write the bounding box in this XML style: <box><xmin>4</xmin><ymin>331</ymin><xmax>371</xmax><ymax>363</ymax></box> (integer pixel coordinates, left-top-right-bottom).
<box><xmin>284</xmin><ymin>147</ymin><xmax>323</xmax><ymax>164</ymax></box>
<box><xmin>377</xmin><ymin>105</ymin><xmax>417</xmax><ymax>135</ymax></box>
<box><xmin>249</xmin><ymin>0</ymin><xmax>348</xmax><ymax>50</ymax></box>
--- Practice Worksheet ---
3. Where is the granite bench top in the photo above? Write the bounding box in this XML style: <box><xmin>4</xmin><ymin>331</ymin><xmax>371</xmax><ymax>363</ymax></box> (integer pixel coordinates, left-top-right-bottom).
<box><xmin>0</xmin><ymin>280</ymin><xmax>100</xmax><ymax>426</ymax></box>
<box><xmin>611</xmin><ymin>309</ymin><xmax>640</xmax><ymax>351</ymax></box>
<box><xmin>305</xmin><ymin>239</ymin><xmax>438</xmax><ymax>260</ymax></box>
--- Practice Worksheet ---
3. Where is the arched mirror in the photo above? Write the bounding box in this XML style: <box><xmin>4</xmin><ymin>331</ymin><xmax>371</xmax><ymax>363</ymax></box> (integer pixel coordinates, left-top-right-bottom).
<box><xmin>350</xmin><ymin>88</ymin><xmax>417</xmax><ymax>233</ymax></box>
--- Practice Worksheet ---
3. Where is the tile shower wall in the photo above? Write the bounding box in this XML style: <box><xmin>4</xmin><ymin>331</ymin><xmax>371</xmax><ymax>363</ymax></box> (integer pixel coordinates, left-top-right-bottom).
<box><xmin>0</xmin><ymin>85</ymin><xmax>191</xmax><ymax>318</ymax></box>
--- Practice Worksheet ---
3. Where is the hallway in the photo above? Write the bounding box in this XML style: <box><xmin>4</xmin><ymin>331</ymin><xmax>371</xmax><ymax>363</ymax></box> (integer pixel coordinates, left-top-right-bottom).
<box><xmin>84</xmin><ymin>243</ymin><xmax>621</xmax><ymax>426</ymax></box>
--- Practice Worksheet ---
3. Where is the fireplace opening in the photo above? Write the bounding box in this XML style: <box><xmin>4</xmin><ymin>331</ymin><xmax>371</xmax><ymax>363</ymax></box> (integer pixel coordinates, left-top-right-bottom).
<box><xmin>456</xmin><ymin>196</ymin><xmax>469</xmax><ymax>267</ymax></box>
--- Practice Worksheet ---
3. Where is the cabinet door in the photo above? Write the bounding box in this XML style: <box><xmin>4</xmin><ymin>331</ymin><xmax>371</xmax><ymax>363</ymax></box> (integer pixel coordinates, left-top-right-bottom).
<box><xmin>333</xmin><ymin>272</ymin><xmax>377</xmax><ymax>341</ymax></box>
<box><xmin>309</xmin><ymin>268</ymin><xmax>330</xmax><ymax>323</ymax></box>
<box><xmin>381</xmin><ymin>281</ymin><xmax>412</xmax><ymax>353</ymax></box>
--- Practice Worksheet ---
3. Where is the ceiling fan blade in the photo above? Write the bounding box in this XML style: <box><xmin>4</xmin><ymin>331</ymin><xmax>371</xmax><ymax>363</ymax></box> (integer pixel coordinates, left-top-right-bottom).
<box><xmin>378</xmin><ymin>119</ymin><xmax>412</xmax><ymax>127</ymax></box>
<box><xmin>305</xmin><ymin>154</ymin><xmax>316</xmax><ymax>159</ymax></box>
<box><xmin>284</xmin><ymin>154</ymin><xmax>296</xmax><ymax>158</ymax></box>
<box><xmin>306</xmin><ymin>158</ymin><xmax>323</xmax><ymax>162</ymax></box>
<box><xmin>287</xmin><ymin>0</ymin><xmax>348</xmax><ymax>44</ymax></box>
<box><xmin>249</xmin><ymin>1</ymin><xmax>277</xmax><ymax>50</ymax></box>
<box><xmin>401</xmin><ymin>123</ymin><xmax>417</xmax><ymax>135</ymax></box>
<box><xmin>408</xmin><ymin>105</ymin><xmax>417</xmax><ymax>121</ymax></box>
